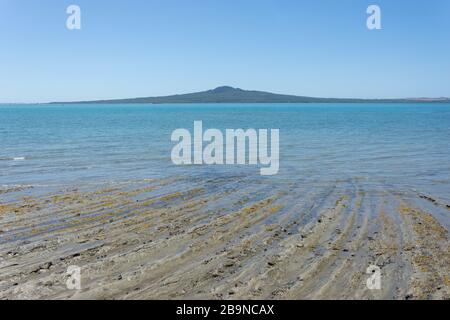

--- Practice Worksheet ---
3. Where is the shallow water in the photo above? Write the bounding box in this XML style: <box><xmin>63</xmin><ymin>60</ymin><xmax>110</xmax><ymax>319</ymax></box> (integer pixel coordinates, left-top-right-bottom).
<box><xmin>1</xmin><ymin>103</ymin><xmax>450</xmax><ymax>201</ymax></box>
<box><xmin>1</xmin><ymin>103</ymin><xmax>450</xmax><ymax>299</ymax></box>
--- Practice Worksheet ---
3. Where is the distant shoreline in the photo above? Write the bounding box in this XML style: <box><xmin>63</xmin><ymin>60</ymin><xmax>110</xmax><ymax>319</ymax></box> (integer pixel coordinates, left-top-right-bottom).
<box><xmin>45</xmin><ymin>86</ymin><xmax>450</xmax><ymax>105</ymax></box>
<box><xmin>2</xmin><ymin>101</ymin><xmax>450</xmax><ymax>106</ymax></box>
<box><xmin>2</xmin><ymin>86</ymin><xmax>450</xmax><ymax>105</ymax></box>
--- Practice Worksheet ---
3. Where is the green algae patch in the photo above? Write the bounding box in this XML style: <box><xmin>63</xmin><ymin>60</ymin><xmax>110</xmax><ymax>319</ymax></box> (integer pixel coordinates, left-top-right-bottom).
<box><xmin>242</xmin><ymin>198</ymin><xmax>274</xmax><ymax>215</ymax></box>
<box><xmin>0</xmin><ymin>203</ymin><xmax>22</xmax><ymax>215</ymax></box>
<box><xmin>267</xmin><ymin>205</ymin><xmax>284</xmax><ymax>214</ymax></box>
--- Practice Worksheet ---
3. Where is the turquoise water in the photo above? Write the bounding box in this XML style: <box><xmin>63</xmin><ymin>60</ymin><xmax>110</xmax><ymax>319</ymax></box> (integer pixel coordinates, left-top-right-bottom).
<box><xmin>1</xmin><ymin>103</ymin><xmax>450</xmax><ymax>201</ymax></box>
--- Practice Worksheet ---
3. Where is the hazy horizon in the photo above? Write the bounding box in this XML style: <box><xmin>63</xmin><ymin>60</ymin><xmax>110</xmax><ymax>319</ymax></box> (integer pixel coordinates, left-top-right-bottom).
<box><xmin>2</xmin><ymin>85</ymin><xmax>450</xmax><ymax>105</ymax></box>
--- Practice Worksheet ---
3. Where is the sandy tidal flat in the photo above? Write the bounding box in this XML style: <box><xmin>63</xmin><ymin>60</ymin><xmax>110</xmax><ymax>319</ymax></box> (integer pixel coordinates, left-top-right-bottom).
<box><xmin>0</xmin><ymin>175</ymin><xmax>449</xmax><ymax>300</ymax></box>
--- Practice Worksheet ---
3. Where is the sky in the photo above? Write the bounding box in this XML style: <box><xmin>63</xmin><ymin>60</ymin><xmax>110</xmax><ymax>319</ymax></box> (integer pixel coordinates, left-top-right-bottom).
<box><xmin>1</xmin><ymin>0</ymin><xmax>450</xmax><ymax>103</ymax></box>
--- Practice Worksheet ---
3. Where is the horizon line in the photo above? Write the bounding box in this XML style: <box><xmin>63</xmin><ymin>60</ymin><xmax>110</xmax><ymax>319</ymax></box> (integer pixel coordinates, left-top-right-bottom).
<box><xmin>2</xmin><ymin>86</ymin><xmax>450</xmax><ymax>105</ymax></box>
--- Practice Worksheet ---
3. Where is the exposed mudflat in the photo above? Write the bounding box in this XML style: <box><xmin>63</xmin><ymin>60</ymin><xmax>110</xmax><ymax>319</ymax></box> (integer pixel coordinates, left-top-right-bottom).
<box><xmin>0</xmin><ymin>176</ymin><xmax>449</xmax><ymax>300</ymax></box>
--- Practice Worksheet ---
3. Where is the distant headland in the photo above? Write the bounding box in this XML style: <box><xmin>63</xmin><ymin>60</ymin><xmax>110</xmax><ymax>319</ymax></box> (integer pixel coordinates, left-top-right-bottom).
<box><xmin>52</xmin><ymin>86</ymin><xmax>450</xmax><ymax>104</ymax></box>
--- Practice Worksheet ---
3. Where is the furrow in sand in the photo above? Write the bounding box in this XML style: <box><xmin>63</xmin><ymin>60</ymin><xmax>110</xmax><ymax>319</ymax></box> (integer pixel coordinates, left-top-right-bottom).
<box><xmin>218</xmin><ymin>184</ymin><xmax>354</xmax><ymax>299</ymax></box>
<box><xmin>0</xmin><ymin>182</ymin><xmax>260</xmax><ymax>292</ymax></box>
<box><xmin>0</xmin><ymin>184</ymin><xmax>283</xmax><ymax>299</ymax></box>
<box><xmin>55</xmin><ymin>198</ymin><xmax>282</xmax><ymax>298</ymax></box>
<box><xmin>67</xmin><ymin>183</ymin><xmax>326</xmax><ymax>299</ymax></box>
<box><xmin>396</xmin><ymin>199</ymin><xmax>450</xmax><ymax>299</ymax></box>
<box><xmin>142</xmin><ymin>185</ymin><xmax>334</xmax><ymax>299</ymax></box>
<box><xmin>310</xmin><ymin>189</ymin><xmax>370</xmax><ymax>299</ymax></box>
<box><xmin>281</xmin><ymin>186</ymin><xmax>360</xmax><ymax>299</ymax></box>
<box><xmin>1</xmin><ymin>178</ymin><xmax>449</xmax><ymax>300</ymax></box>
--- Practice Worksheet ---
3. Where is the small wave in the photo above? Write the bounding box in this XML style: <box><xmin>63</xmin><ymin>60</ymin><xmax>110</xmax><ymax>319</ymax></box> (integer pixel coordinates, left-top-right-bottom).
<box><xmin>0</xmin><ymin>157</ymin><xmax>26</xmax><ymax>161</ymax></box>
<box><xmin>1</xmin><ymin>184</ymin><xmax>34</xmax><ymax>188</ymax></box>
<box><xmin>0</xmin><ymin>184</ymin><xmax>34</xmax><ymax>194</ymax></box>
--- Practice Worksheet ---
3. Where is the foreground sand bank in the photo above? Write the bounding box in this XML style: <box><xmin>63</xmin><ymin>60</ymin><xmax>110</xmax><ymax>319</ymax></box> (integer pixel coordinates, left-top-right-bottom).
<box><xmin>0</xmin><ymin>176</ymin><xmax>449</xmax><ymax>299</ymax></box>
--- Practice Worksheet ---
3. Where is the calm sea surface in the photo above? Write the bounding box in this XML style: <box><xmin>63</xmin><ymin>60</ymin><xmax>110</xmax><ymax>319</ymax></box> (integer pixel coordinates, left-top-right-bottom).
<box><xmin>1</xmin><ymin>103</ymin><xmax>450</xmax><ymax>201</ymax></box>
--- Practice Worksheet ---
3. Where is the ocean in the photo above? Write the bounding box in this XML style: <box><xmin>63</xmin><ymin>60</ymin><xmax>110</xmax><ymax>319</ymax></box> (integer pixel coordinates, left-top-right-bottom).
<box><xmin>1</xmin><ymin>103</ymin><xmax>449</xmax><ymax>199</ymax></box>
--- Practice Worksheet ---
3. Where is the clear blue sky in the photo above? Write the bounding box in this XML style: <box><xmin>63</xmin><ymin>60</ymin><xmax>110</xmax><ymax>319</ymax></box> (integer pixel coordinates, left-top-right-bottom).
<box><xmin>1</xmin><ymin>0</ymin><xmax>449</xmax><ymax>103</ymax></box>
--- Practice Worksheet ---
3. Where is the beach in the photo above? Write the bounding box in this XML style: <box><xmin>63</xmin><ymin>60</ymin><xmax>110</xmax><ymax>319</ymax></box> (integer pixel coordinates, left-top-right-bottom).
<box><xmin>0</xmin><ymin>174</ymin><xmax>448</xmax><ymax>300</ymax></box>
<box><xmin>3</xmin><ymin>0</ymin><xmax>450</xmax><ymax>304</ymax></box>
<box><xmin>0</xmin><ymin>103</ymin><xmax>449</xmax><ymax>300</ymax></box>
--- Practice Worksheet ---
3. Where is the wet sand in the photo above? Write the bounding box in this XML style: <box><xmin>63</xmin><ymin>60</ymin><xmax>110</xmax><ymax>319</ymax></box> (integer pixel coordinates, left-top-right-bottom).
<box><xmin>0</xmin><ymin>175</ymin><xmax>449</xmax><ymax>300</ymax></box>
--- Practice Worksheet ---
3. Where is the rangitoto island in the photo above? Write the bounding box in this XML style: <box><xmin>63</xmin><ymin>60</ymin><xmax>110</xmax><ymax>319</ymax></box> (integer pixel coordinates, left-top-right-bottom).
<box><xmin>52</xmin><ymin>86</ymin><xmax>450</xmax><ymax>104</ymax></box>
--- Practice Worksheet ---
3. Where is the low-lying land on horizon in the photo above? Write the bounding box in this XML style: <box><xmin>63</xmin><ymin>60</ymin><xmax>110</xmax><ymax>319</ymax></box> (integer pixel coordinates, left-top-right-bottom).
<box><xmin>51</xmin><ymin>86</ymin><xmax>450</xmax><ymax>104</ymax></box>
